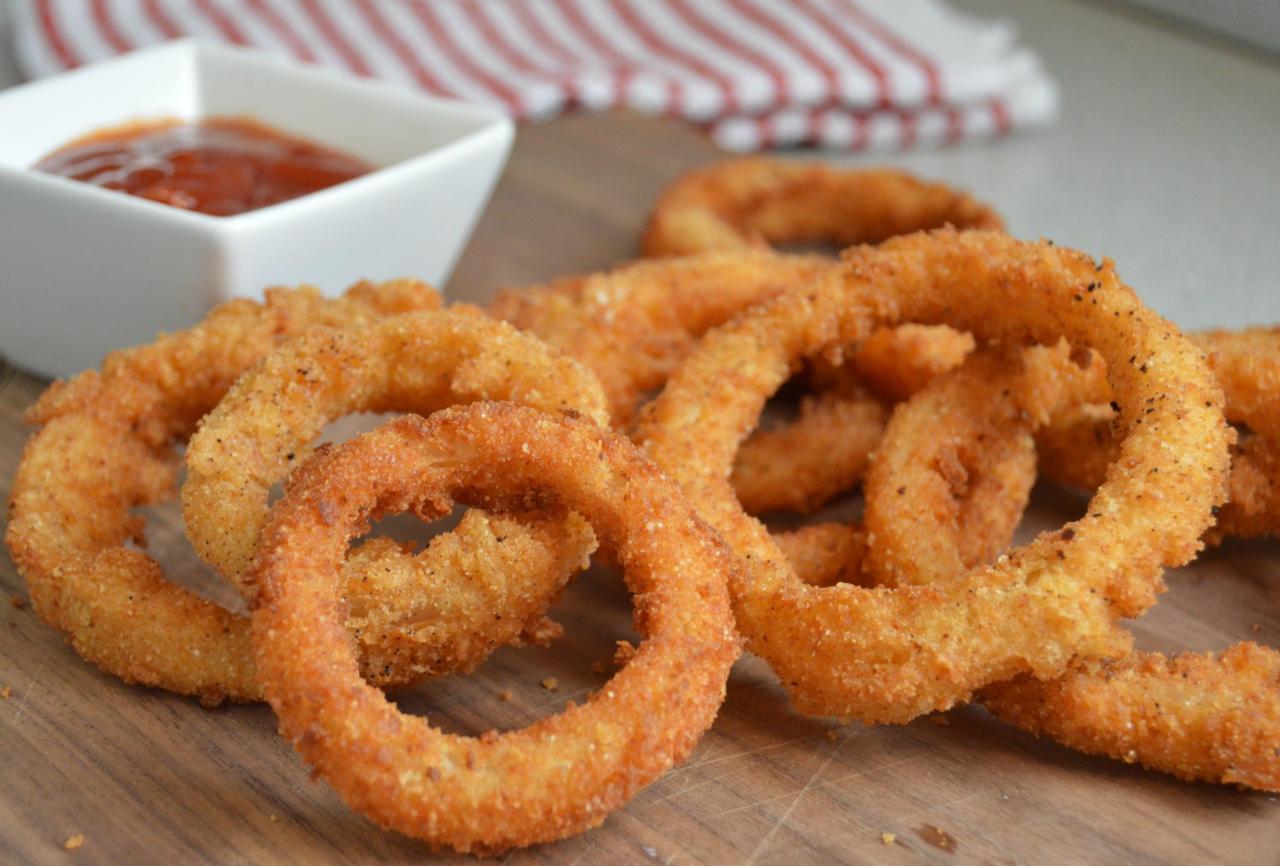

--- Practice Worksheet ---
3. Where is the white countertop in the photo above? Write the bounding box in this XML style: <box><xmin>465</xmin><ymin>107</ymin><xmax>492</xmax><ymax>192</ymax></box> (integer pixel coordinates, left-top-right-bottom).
<box><xmin>2</xmin><ymin>1</ymin><xmax>1276</xmax><ymax>330</ymax></box>
<box><xmin>857</xmin><ymin>0</ymin><xmax>1280</xmax><ymax>330</ymax></box>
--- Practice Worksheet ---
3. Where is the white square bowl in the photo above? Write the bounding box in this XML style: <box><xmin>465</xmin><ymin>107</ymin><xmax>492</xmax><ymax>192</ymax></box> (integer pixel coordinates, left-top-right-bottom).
<box><xmin>0</xmin><ymin>39</ymin><xmax>513</xmax><ymax>378</ymax></box>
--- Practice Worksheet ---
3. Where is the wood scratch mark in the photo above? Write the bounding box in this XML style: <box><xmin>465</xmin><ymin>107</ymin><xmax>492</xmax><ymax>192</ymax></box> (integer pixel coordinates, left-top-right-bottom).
<box><xmin>10</xmin><ymin>683</ymin><xmax>31</xmax><ymax>725</ymax></box>
<box><xmin>647</xmin><ymin>775</ymin><xmax>724</xmax><ymax>808</ymax></box>
<box><xmin>786</xmin><ymin>749</ymin><xmax>934</xmax><ymax>795</ymax></box>
<box><xmin>662</xmin><ymin>737</ymin><xmax>803</xmax><ymax>780</ymax></box>
<box><xmin>642</xmin><ymin>738</ymin><xmax>807</xmax><ymax>807</ymax></box>
<box><xmin>704</xmin><ymin>787</ymin><xmax>813</xmax><ymax>821</ymax></box>
<box><xmin>695</xmin><ymin>739</ymin><xmax>922</xmax><ymax>819</ymax></box>
<box><xmin>742</xmin><ymin>738</ymin><xmax>845</xmax><ymax>865</ymax></box>
<box><xmin>518</xmin><ymin>685</ymin><xmax>595</xmax><ymax>718</ymax></box>
<box><xmin>691</xmin><ymin>735</ymin><xmax>731</xmax><ymax>764</ymax></box>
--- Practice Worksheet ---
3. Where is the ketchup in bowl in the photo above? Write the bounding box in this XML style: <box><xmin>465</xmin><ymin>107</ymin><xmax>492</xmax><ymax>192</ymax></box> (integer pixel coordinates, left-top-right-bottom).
<box><xmin>33</xmin><ymin>117</ymin><xmax>374</xmax><ymax>216</ymax></box>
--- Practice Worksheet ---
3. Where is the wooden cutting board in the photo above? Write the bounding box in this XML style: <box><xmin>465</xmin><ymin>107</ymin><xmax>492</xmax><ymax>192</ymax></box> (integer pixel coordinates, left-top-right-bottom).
<box><xmin>1</xmin><ymin>113</ymin><xmax>1277</xmax><ymax>866</ymax></box>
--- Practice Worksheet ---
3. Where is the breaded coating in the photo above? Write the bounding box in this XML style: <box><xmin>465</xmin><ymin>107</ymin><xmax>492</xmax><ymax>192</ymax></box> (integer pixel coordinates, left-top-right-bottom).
<box><xmin>182</xmin><ymin>308</ymin><xmax>609</xmax><ymax>684</ymax></box>
<box><xmin>7</xmin><ymin>281</ymin><xmax>439</xmax><ymax>702</ymax></box>
<box><xmin>6</xmin><ymin>286</ymin><xmax>599</xmax><ymax>702</ymax></box>
<box><xmin>636</xmin><ymin>229</ymin><xmax>1232</xmax><ymax>723</ymax></box>
<box><xmin>640</xmin><ymin>157</ymin><xmax>1002</xmax><ymax>258</ymax></box>
<box><xmin>250</xmin><ymin>405</ymin><xmax>739</xmax><ymax>853</ymax></box>
<box><xmin>732</xmin><ymin>387</ymin><xmax>888</xmax><ymax>515</ymax></box>
<box><xmin>183</xmin><ymin>306</ymin><xmax>606</xmax><ymax>582</ymax></box>
<box><xmin>982</xmin><ymin>645</ymin><xmax>1280</xmax><ymax>792</ymax></box>
<box><xmin>864</xmin><ymin>342</ymin><xmax>1108</xmax><ymax>588</ymax></box>
<box><xmin>774</xmin><ymin>523</ymin><xmax>870</xmax><ymax>588</ymax></box>
<box><xmin>1038</xmin><ymin>327</ymin><xmax>1280</xmax><ymax>544</ymax></box>
<box><xmin>490</xmin><ymin>250</ymin><xmax>829</xmax><ymax>423</ymax></box>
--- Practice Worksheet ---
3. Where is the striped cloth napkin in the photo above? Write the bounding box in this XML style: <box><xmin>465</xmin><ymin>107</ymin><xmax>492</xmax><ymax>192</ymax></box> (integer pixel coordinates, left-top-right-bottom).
<box><xmin>11</xmin><ymin>0</ymin><xmax>1057</xmax><ymax>151</ymax></box>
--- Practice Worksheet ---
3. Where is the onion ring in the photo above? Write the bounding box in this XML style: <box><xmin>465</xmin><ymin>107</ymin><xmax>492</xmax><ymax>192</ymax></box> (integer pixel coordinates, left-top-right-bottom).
<box><xmin>981</xmin><ymin>645</ymin><xmax>1280</xmax><ymax>791</ymax></box>
<box><xmin>5</xmin><ymin>282</ymin><xmax>439</xmax><ymax>703</ymax></box>
<box><xmin>5</xmin><ymin>285</ymin><xmax>593</xmax><ymax>704</ymax></box>
<box><xmin>965</xmin><ymin>332</ymin><xmax>1280</xmax><ymax>791</ymax></box>
<box><xmin>490</xmin><ymin>250</ymin><xmax>829</xmax><ymax>424</ymax></box>
<box><xmin>857</xmin><ymin>326</ymin><xmax>1278</xmax><ymax>790</ymax></box>
<box><xmin>184</xmin><ymin>307</ymin><xmax>607</xmax><ymax>588</ymax></box>
<box><xmin>641</xmin><ymin>157</ymin><xmax>1003</xmax><ymax>258</ymax></box>
<box><xmin>1037</xmin><ymin>327</ymin><xmax>1280</xmax><ymax>543</ymax></box>
<box><xmin>731</xmin><ymin>385</ymin><xmax>888</xmax><ymax>516</ymax></box>
<box><xmin>249</xmin><ymin>404</ymin><xmax>739</xmax><ymax>853</ymax></box>
<box><xmin>863</xmin><ymin>342</ymin><xmax>1108</xmax><ymax>587</ymax></box>
<box><xmin>807</xmin><ymin>323</ymin><xmax>975</xmax><ymax>404</ymax></box>
<box><xmin>635</xmin><ymin>158</ymin><xmax>995</xmax><ymax>515</ymax></box>
<box><xmin>635</xmin><ymin>229</ymin><xmax>1232</xmax><ymax>723</ymax></box>
<box><xmin>181</xmin><ymin>308</ymin><xmax>608</xmax><ymax>685</ymax></box>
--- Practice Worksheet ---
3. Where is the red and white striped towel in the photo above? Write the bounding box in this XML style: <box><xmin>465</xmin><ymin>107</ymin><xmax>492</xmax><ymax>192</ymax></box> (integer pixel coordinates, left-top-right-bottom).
<box><xmin>11</xmin><ymin>0</ymin><xmax>1057</xmax><ymax>151</ymax></box>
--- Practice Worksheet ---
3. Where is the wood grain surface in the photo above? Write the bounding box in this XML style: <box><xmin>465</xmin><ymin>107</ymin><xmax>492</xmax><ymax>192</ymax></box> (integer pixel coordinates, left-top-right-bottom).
<box><xmin>2</xmin><ymin>113</ymin><xmax>1278</xmax><ymax>866</ymax></box>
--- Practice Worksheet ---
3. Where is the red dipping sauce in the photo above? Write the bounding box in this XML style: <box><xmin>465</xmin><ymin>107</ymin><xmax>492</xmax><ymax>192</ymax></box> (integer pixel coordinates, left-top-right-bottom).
<box><xmin>33</xmin><ymin>117</ymin><xmax>374</xmax><ymax>216</ymax></box>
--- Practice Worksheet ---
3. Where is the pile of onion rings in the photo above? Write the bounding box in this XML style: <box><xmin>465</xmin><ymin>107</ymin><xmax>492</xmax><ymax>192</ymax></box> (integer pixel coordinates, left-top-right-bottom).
<box><xmin>6</xmin><ymin>155</ymin><xmax>1278</xmax><ymax>861</ymax></box>
<box><xmin>634</xmin><ymin>229</ymin><xmax>1232</xmax><ymax>724</ymax></box>
<box><xmin>7</xmin><ymin>280</ymin><xmax>444</xmax><ymax>703</ymax></box>
<box><xmin>6</xmin><ymin>286</ymin><xmax>608</xmax><ymax>703</ymax></box>
<box><xmin>840</xmin><ymin>338</ymin><xmax>1275</xmax><ymax>788</ymax></box>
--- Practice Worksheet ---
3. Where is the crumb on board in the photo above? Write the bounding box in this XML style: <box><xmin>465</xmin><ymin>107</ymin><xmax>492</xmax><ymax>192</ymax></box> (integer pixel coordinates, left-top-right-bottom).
<box><xmin>63</xmin><ymin>834</ymin><xmax>85</xmax><ymax>851</ymax></box>
<box><xmin>825</xmin><ymin>730</ymin><xmax>839</xmax><ymax>741</ymax></box>
<box><xmin>881</xmin><ymin>832</ymin><xmax>897</xmax><ymax>845</ymax></box>
<box><xmin>1</xmin><ymin>685</ymin><xmax>11</xmax><ymax>699</ymax></box>
<box><xmin>541</xmin><ymin>677</ymin><xmax>558</xmax><ymax>692</ymax></box>
<box><xmin>641</xmin><ymin>844</ymin><xmax>658</xmax><ymax>859</ymax></box>
<box><xmin>9</xmin><ymin>595</ymin><xmax>24</xmax><ymax>609</ymax></box>
<box><xmin>915</xmin><ymin>824</ymin><xmax>957</xmax><ymax>853</ymax></box>
<box><xmin>591</xmin><ymin>661</ymin><xmax>606</xmax><ymax>675</ymax></box>
<box><xmin>930</xmin><ymin>714</ymin><xmax>951</xmax><ymax>727</ymax></box>
<box><xmin>499</xmin><ymin>688</ymin><xmax>513</xmax><ymax>702</ymax></box>
<box><xmin>268</xmin><ymin>814</ymin><xmax>279</xmax><ymax>823</ymax></box>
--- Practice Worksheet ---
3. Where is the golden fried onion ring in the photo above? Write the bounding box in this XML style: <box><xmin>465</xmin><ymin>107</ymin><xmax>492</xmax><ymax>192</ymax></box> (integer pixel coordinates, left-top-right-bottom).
<box><xmin>829</xmin><ymin>319</ymin><xmax>1277</xmax><ymax>790</ymax></box>
<box><xmin>731</xmin><ymin>385</ymin><xmax>888</xmax><ymax>516</ymax></box>
<box><xmin>982</xmin><ymin>645</ymin><xmax>1280</xmax><ymax>792</ymax></box>
<box><xmin>636</xmin><ymin>229</ymin><xmax>1232</xmax><ymax>723</ymax></box>
<box><xmin>3</xmin><ymin>286</ymin><xmax>593</xmax><ymax>706</ymax></box>
<box><xmin>972</xmin><ymin>333</ymin><xmax>1280</xmax><ymax>792</ymax></box>
<box><xmin>181</xmin><ymin>308</ymin><xmax>608</xmax><ymax>686</ymax></box>
<box><xmin>6</xmin><ymin>282</ymin><xmax>441</xmax><ymax>703</ymax></box>
<box><xmin>1038</xmin><ymin>327</ymin><xmax>1280</xmax><ymax>544</ymax></box>
<box><xmin>250</xmin><ymin>405</ymin><xmax>739</xmax><ymax>854</ymax></box>
<box><xmin>641</xmin><ymin>157</ymin><xmax>1003</xmax><ymax>258</ymax></box>
<box><xmin>184</xmin><ymin>306</ymin><xmax>607</xmax><ymax>588</ymax></box>
<box><xmin>864</xmin><ymin>343</ymin><xmax>1108</xmax><ymax>587</ymax></box>
<box><xmin>490</xmin><ymin>250</ymin><xmax>829</xmax><ymax>424</ymax></box>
